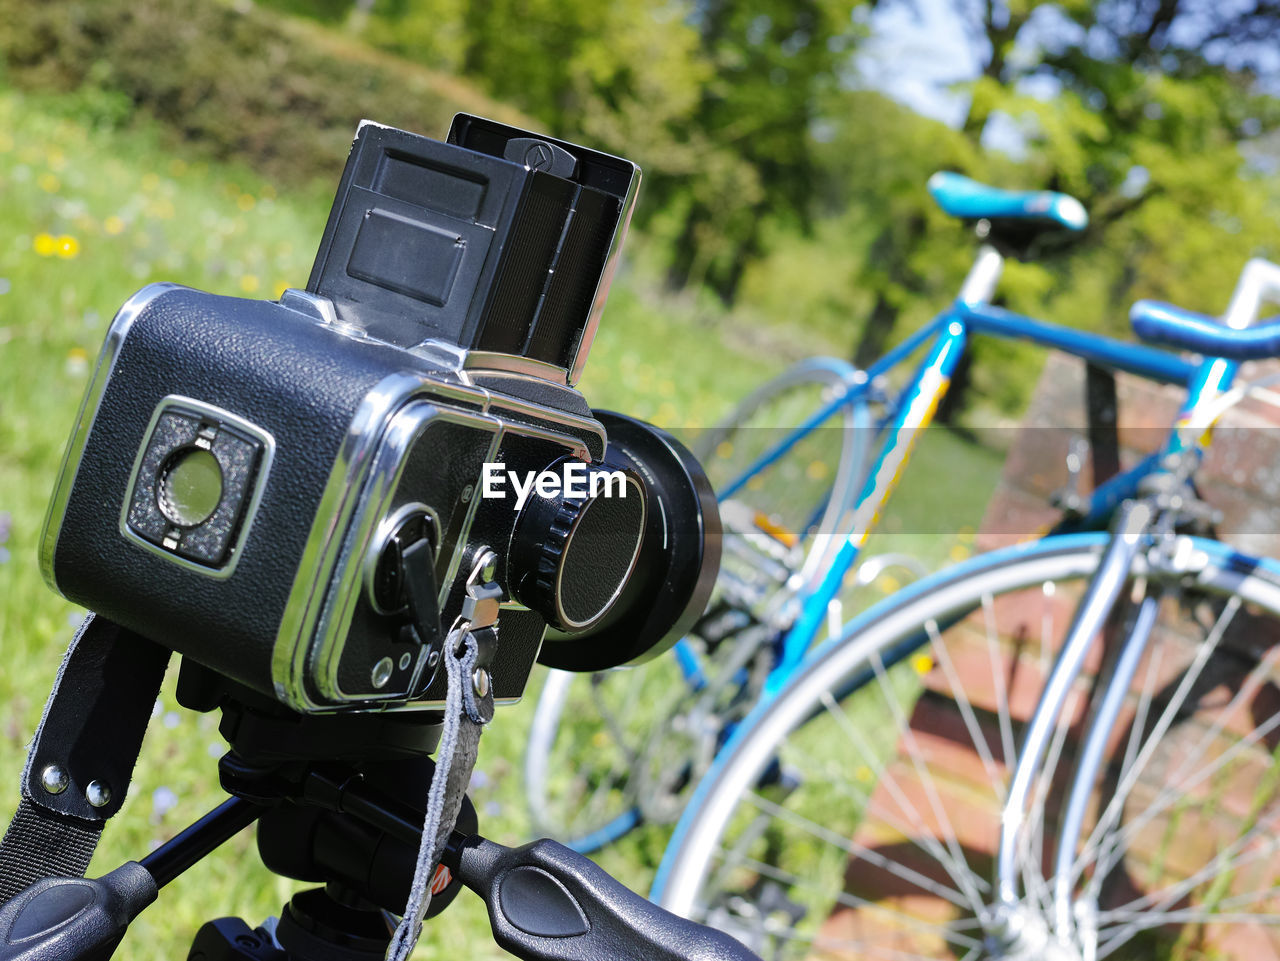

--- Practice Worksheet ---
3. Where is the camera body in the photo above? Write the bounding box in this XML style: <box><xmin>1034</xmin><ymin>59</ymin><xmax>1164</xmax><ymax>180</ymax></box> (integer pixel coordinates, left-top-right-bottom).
<box><xmin>39</xmin><ymin>116</ymin><xmax>718</xmax><ymax>715</ymax></box>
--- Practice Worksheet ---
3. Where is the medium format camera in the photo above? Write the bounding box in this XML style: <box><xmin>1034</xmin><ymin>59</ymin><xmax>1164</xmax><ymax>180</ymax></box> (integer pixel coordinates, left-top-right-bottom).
<box><xmin>39</xmin><ymin>115</ymin><xmax>720</xmax><ymax>714</ymax></box>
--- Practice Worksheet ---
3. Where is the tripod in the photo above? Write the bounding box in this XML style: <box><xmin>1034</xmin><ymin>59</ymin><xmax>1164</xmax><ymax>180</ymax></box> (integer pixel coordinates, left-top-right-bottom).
<box><xmin>0</xmin><ymin>669</ymin><xmax>761</xmax><ymax>961</ymax></box>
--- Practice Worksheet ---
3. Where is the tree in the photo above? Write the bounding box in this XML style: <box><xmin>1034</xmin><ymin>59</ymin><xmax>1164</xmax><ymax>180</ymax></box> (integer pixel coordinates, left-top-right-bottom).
<box><xmin>659</xmin><ymin>0</ymin><xmax>863</xmax><ymax>301</ymax></box>
<box><xmin>843</xmin><ymin>0</ymin><xmax>1280</xmax><ymax>412</ymax></box>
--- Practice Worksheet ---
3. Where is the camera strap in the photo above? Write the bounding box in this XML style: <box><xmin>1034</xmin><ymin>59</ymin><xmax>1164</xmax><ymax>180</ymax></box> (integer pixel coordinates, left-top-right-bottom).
<box><xmin>0</xmin><ymin>614</ymin><xmax>170</xmax><ymax>905</ymax></box>
<box><xmin>386</xmin><ymin>623</ymin><xmax>493</xmax><ymax>961</ymax></box>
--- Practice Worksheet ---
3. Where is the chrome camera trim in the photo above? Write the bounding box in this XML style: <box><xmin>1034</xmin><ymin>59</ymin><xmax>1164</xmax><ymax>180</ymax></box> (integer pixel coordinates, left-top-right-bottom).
<box><xmin>40</xmin><ymin>282</ymin><xmax>185</xmax><ymax>591</ymax></box>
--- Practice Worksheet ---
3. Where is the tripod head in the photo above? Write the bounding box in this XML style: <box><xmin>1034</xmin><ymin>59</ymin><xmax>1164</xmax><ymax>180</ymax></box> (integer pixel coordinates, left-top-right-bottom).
<box><xmin>0</xmin><ymin>657</ymin><xmax>762</xmax><ymax>961</ymax></box>
<box><xmin>0</xmin><ymin>747</ymin><xmax>762</xmax><ymax>961</ymax></box>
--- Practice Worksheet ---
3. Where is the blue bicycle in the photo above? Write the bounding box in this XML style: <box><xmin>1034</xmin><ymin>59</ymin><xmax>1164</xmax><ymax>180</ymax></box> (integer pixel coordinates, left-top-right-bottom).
<box><xmin>527</xmin><ymin>178</ymin><xmax>1280</xmax><ymax>960</ymax></box>
<box><xmin>649</xmin><ymin>258</ymin><xmax>1280</xmax><ymax>956</ymax></box>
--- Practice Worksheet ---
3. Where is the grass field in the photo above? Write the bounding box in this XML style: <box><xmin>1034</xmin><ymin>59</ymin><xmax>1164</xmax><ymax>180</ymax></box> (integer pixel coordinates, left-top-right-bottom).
<box><xmin>0</xmin><ymin>85</ymin><xmax>1005</xmax><ymax>958</ymax></box>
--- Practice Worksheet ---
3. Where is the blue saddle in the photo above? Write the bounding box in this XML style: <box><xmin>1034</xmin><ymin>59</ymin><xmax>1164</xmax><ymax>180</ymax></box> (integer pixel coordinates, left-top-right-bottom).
<box><xmin>928</xmin><ymin>172</ymin><xmax>1088</xmax><ymax>240</ymax></box>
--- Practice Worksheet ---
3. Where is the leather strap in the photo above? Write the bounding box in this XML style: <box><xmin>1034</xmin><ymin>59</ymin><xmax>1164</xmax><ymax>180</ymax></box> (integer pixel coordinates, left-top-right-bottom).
<box><xmin>0</xmin><ymin>615</ymin><xmax>169</xmax><ymax>904</ymax></box>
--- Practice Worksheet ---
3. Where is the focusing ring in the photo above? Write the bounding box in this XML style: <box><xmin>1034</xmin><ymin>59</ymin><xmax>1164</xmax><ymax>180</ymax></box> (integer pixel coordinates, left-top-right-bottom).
<box><xmin>508</xmin><ymin>462</ymin><xmax>645</xmax><ymax>633</ymax></box>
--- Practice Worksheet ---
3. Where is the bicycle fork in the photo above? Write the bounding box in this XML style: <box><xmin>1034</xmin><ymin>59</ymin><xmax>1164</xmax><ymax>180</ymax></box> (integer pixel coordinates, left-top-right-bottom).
<box><xmin>988</xmin><ymin>500</ymin><xmax>1158</xmax><ymax>960</ymax></box>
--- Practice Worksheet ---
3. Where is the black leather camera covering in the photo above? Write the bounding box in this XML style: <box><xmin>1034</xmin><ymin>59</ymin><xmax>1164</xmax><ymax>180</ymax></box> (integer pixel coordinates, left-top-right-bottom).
<box><xmin>50</xmin><ymin>286</ymin><xmax>424</xmax><ymax>697</ymax></box>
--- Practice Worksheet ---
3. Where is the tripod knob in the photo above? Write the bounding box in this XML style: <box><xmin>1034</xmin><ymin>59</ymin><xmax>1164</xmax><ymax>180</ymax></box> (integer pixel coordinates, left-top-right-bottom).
<box><xmin>0</xmin><ymin>862</ymin><xmax>156</xmax><ymax>961</ymax></box>
<box><xmin>450</xmin><ymin>835</ymin><xmax>761</xmax><ymax>961</ymax></box>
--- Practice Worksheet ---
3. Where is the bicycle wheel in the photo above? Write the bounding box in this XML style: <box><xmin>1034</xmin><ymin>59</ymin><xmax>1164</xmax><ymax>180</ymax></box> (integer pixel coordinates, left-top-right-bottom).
<box><xmin>524</xmin><ymin>624</ymin><xmax>776</xmax><ymax>851</ymax></box>
<box><xmin>694</xmin><ymin>357</ymin><xmax>872</xmax><ymax>612</ymax></box>
<box><xmin>525</xmin><ymin>359</ymin><xmax>872</xmax><ymax>851</ymax></box>
<box><xmin>654</xmin><ymin>532</ymin><xmax>1280</xmax><ymax>960</ymax></box>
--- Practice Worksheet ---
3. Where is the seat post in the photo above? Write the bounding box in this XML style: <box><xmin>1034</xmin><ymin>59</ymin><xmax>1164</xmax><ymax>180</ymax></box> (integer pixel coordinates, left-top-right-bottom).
<box><xmin>958</xmin><ymin>242</ymin><xmax>1004</xmax><ymax>305</ymax></box>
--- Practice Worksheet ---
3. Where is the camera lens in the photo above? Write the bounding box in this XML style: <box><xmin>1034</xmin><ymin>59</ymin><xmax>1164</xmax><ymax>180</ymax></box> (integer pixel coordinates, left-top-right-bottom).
<box><xmin>157</xmin><ymin>446</ymin><xmax>224</xmax><ymax>528</ymax></box>
<box><xmin>507</xmin><ymin>462</ymin><xmax>645</xmax><ymax>633</ymax></box>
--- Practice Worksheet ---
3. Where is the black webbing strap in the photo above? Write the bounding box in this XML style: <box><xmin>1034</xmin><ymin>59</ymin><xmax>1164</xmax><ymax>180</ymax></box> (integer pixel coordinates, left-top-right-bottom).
<box><xmin>0</xmin><ymin>614</ymin><xmax>169</xmax><ymax>904</ymax></box>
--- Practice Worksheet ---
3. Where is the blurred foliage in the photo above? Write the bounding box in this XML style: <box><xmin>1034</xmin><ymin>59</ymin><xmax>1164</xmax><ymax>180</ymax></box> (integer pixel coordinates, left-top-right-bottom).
<box><xmin>1</xmin><ymin>0</ymin><xmax>1279</xmax><ymax>417</ymax></box>
<box><xmin>0</xmin><ymin>0</ymin><xmax>527</xmax><ymax>185</ymax></box>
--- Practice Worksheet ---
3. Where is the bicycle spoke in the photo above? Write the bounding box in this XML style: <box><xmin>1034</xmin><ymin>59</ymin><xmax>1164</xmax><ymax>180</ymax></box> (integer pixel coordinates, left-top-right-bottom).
<box><xmin>1078</xmin><ymin>673</ymin><xmax>1280</xmax><ymax>903</ymax></box>
<box><xmin>1023</xmin><ymin>689</ymin><xmax>1079</xmax><ymax>921</ymax></box>
<box><xmin>1099</xmin><ymin>808</ymin><xmax>1280</xmax><ymax>920</ymax></box>
<box><xmin>1103</xmin><ymin>909</ymin><xmax>1280</xmax><ymax>927</ymax></box>
<box><xmin>741</xmin><ymin>789</ymin><xmax>972</xmax><ymax>908</ymax></box>
<box><xmin>1093</xmin><ymin>827</ymin><xmax>1280</xmax><ymax>956</ymax></box>
<box><xmin>981</xmin><ymin>591</ymin><xmax>1019</xmax><ymax>775</ymax></box>
<box><xmin>1066</xmin><ymin>636</ymin><xmax>1167</xmax><ymax>891</ymax></box>
<box><xmin>653</xmin><ymin>536</ymin><xmax>1280</xmax><ymax>961</ymax></box>
<box><xmin>1098</xmin><ymin>883</ymin><xmax>1280</xmax><ymax>925</ymax></box>
<box><xmin>780</xmin><ymin>736</ymin><xmax>984</xmax><ymax>877</ymax></box>
<box><xmin>1082</xmin><ymin>595</ymin><xmax>1242</xmax><ymax>896</ymax></box>
<box><xmin>579</xmin><ymin>763</ymin><xmax>626</xmax><ymax>825</ymax></box>
<box><xmin>1163</xmin><ymin>646</ymin><xmax>1280</xmax><ymax>788</ymax></box>
<box><xmin>1017</xmin><ymin>579</ymin><xmax>1076</xmax><ymax>922</ymax></box>
<box><xmin>590</xmin><ymin>678</ymin><xmax>643</xmax><ymax>771</ymax></box>
<box><xmin>923</xmin><ymin>617</ymin><xmax>1007</xmax><ymax>803</ymax></box>
<box><xmin>1039</xmin><ymin>579</ymin><xmax>1056</xmax><ymax>678</ymax></box>
<box><xmin>709</xmin><ymin>851</ymin><xmax>984</xmax><ymax>953</ymax></box>
<box><xmin>1078</xmin><ymin>689</ymin><xmax>1280</xmax><ymax>907</ymax></box>
<box><xmin>815</xmin><ymin>690</ymin><xmax>988</xmax><ymax>904</ymax></box>
<box><xmin>870</xmin><ymin>650</ymin><xmax>990</xmax><ymax>909</ymax></box>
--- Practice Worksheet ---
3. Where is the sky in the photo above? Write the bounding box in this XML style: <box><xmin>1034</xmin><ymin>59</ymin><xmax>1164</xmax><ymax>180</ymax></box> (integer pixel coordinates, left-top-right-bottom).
<box><xmin>855</xmin><ymin>0</ymin><xmax>982</xmax><ymax>128</ymax></box>
<box><xmin>855</xmin><ymin>0</ymin><xmax>1035</xmax><ymax>155</ymax></box>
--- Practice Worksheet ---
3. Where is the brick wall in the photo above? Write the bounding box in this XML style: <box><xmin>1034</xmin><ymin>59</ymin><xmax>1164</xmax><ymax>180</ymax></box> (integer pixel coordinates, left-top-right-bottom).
<box><xmin>979</xmin><ymin>351</ymin><xmax>1280</xmax><ymax>557</ymax></box>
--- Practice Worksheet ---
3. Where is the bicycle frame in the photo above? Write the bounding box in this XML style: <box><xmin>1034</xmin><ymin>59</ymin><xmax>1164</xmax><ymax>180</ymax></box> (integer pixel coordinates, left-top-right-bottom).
<box><xmin>705</xmin><ymin>248</ymin><xmax>1249</xmax><ymax>704</ymax></box>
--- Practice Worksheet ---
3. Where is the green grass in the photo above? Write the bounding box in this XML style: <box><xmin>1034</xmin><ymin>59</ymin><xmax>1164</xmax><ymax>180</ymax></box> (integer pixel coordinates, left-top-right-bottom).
<box><xmin>0</xmin><ymin>84</ymin><xmax>1007</xmax><ymax>958</ymax></box>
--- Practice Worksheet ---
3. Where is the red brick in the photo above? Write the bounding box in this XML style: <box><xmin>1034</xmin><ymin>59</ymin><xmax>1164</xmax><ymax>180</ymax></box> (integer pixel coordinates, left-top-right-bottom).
<box><xmin>808</xmin><ymin>350</ymin><xmax>1280</xmax><ymax>959</ymax></box>
<box><xmin>906</xmin><ymin>696</ymin><xmax>1011</xmax><ymax>787</ymax></box>
<box><xmin>1200</xmin><ymin>482</ymin><xmax>1280</xmax><ymax>558</ymax></box>
<box><xmin>977</xmin><ymin>484</ymin><xmax>1063</xmax><ymax>550</ymax></box>
<box><xmin>1113</xmin><ymin>376</ymin><xmax>1184</xmax><ymax>446</ymax></box>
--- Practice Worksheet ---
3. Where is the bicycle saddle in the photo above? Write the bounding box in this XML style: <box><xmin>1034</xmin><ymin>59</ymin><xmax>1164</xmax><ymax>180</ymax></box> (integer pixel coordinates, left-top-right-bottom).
<box><xmin>928</xmin><ymin>171</ymin><xmax>1087</xmax><ymax>255</ymax></box>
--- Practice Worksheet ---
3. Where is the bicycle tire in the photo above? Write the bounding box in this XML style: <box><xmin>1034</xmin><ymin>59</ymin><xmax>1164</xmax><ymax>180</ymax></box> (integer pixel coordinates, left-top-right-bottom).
<box><xmin>524</xmin><ymin>359</ymin><xmax>872</xmax><ymax>851</ymax></box>
<box><xmin>653</xmin><ymin>532</ymin><xmax>1280</xmax><ymax>960</ymax></box>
